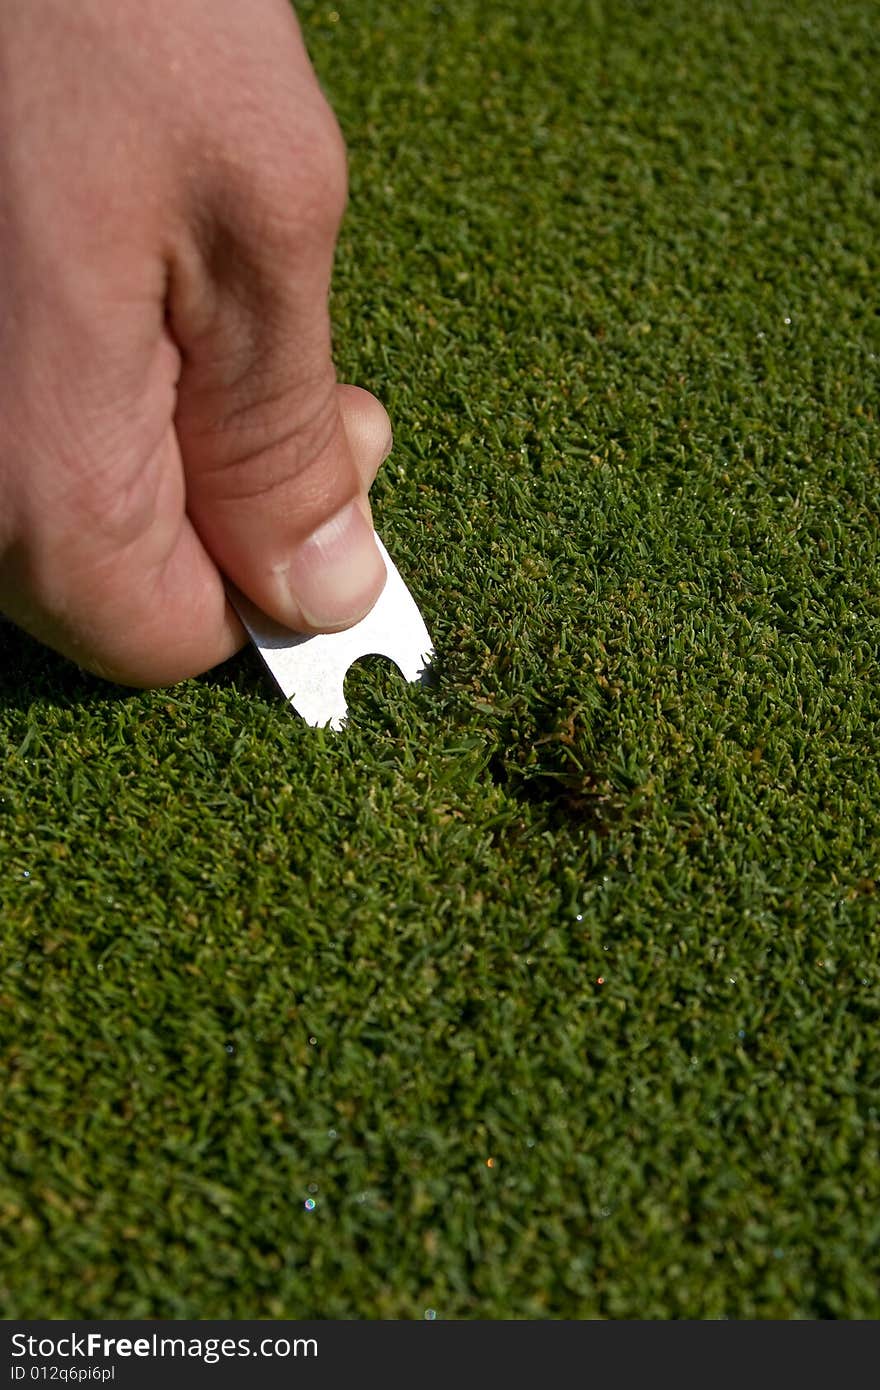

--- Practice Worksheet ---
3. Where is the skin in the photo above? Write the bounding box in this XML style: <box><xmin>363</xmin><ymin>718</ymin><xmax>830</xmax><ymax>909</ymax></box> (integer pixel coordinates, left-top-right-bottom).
<box><xmin>0</xmin><ymin>0</ymin><xmax>390</xmax><ymax>687</ymax></box>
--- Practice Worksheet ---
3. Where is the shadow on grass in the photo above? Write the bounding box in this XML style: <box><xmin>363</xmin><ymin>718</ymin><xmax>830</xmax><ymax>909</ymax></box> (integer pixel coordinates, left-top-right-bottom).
<box><xmin>0</xmin><ymin>619</ymin><xmax>264</xmax><ymax>715</ymax></box>
<box><xmin>1</xmin><ymin>621</ymin><xmax>636</xmax><ymax>842</ymax></box>
<box><xmin>0</xmin><ymin>622</ymin><xmax>122</xmax><ymax>714</ymax></box>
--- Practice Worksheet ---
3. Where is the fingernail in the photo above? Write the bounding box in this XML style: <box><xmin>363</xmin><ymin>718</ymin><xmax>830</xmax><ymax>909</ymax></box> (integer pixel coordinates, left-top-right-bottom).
<box><xmin>282</xmin><ymin>501</ymin><xmax>386</xmax><ymax>630</ymax></box>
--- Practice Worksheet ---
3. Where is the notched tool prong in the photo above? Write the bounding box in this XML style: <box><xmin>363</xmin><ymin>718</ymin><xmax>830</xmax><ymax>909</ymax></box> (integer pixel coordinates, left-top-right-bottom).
<box><xmin>228</xmin><ymin>534</ymin><xmax>434</xmax><ymax>729</ymax></box>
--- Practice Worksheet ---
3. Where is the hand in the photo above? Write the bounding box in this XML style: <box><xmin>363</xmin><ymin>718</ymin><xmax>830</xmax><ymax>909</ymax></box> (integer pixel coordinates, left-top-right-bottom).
<box><xmin>0</xmin><ymin>0</ymin><xmax>389</xmax><ymax>686</ymax></box>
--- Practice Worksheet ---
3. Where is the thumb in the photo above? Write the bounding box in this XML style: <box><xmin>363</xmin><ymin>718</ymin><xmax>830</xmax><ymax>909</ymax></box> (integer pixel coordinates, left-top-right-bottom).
<box><xmin>171</xmin><ymin>122</ymin><xmax>388</xmax><ymax>633</ymax></box>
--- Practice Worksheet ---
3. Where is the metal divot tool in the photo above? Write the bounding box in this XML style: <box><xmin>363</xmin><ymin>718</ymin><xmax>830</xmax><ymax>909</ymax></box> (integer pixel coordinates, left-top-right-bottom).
<box><xmin>228</xmin><ymin>533</ymin><xmax>434</xmax><ymax>730</ymax></box>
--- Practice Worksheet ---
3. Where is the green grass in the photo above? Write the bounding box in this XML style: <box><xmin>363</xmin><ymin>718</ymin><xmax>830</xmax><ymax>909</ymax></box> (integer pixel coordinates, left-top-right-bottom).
<box><xmin>2</xmin><ymin>0</ymin><xmax>879</xmax><ymax>1319</ymax></box>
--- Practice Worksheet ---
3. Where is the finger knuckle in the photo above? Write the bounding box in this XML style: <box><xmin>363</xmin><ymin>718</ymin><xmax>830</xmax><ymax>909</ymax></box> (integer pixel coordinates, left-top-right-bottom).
<box><xmin>190</xmin><ymin>374</ymin><xmax>357</xmax><ymax>522</ymax></box>
<box><xmin>274</xmin><ymin>102</ymin><xmax>348</xmax><ymax>248</ymax></box>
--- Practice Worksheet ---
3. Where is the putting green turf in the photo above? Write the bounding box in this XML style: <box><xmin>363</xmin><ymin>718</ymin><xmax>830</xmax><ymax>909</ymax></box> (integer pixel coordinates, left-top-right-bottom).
<box><xmin>2</xmin><ymin>0</ymin><xmax>879</xmax><ymax>1318</ymax></box>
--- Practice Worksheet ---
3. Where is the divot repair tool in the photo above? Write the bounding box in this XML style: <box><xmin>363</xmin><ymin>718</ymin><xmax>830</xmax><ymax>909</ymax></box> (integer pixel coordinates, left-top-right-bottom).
<box><xmin>228</xmin><ymin>533</ymin><xmax>434</xmax><ymax>731</ymax></box>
